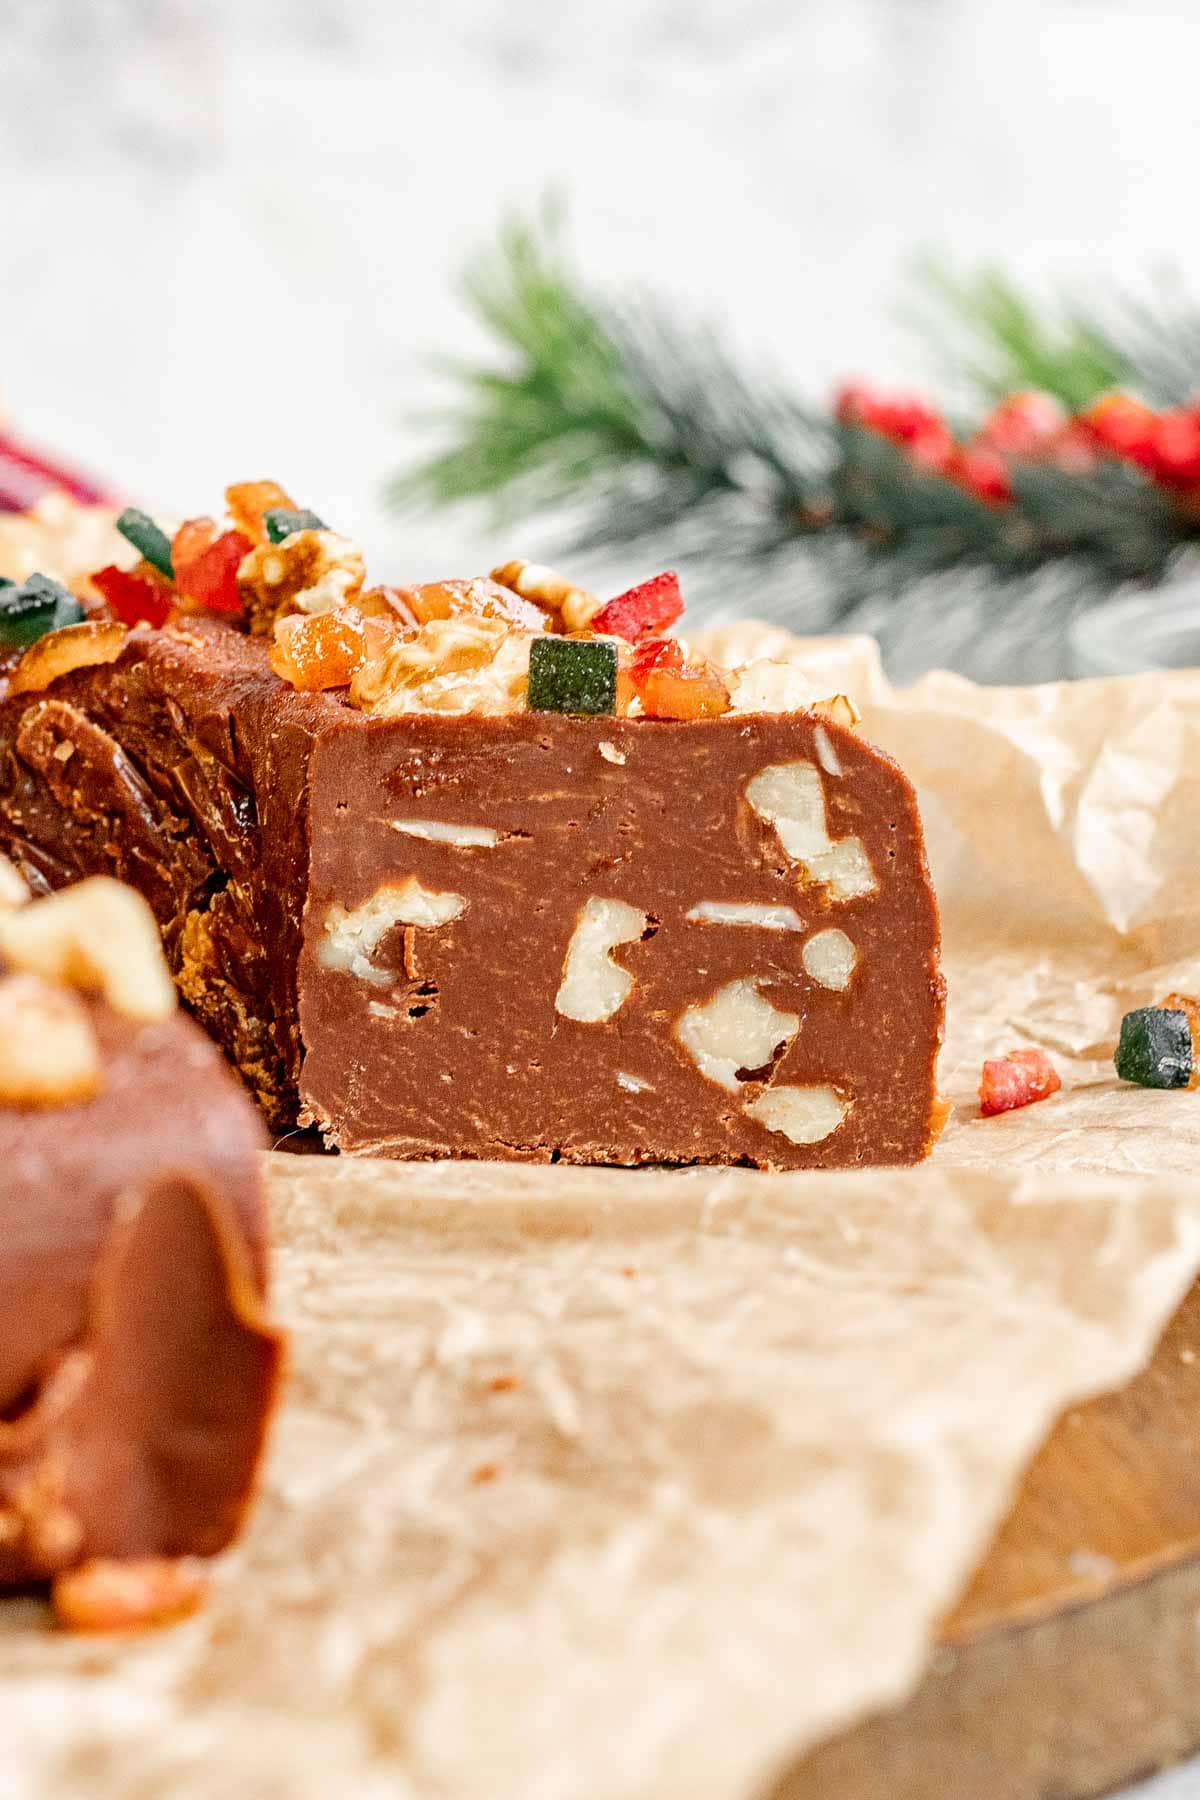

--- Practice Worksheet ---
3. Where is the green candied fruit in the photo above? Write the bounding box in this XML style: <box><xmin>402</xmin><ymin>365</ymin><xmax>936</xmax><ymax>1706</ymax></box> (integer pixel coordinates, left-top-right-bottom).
<box><xmin>527</xmin><ymin>636</ymin><xmax>617</xmax><ymax>715</ymax></box>
<box><xmin>0</xmin><ymin>574</ymin><xmax>84</xmax><ymax>651</ymax></box>
<box><xmin>1114</xmin><ymin>1006</ymin><xmax>1193</xmax><ymax>1089</ymax></box>
<box><xmin>116</xmin><ymin>507</ymin><xmax>175</xmax><ymax>580</ymax></box>
<box><xmin>264</xmin><ymin>507</ymin><xmax>326</xmax><ymax>543</ymax></box>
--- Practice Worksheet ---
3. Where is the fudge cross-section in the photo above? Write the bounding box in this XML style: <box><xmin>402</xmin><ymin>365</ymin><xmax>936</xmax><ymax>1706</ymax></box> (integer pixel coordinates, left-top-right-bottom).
<box><xmin>298</xmin><ymin>706</ymin><xmax>943</xmax><ymax>1166</ymax></box>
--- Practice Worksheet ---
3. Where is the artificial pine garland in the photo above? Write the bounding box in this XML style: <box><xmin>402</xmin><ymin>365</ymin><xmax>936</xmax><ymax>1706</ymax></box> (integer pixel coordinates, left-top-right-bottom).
<box><xmin>393</xmin><ymin>216</ymin><xmax>1200</xmax><ymax>629</ymax></box>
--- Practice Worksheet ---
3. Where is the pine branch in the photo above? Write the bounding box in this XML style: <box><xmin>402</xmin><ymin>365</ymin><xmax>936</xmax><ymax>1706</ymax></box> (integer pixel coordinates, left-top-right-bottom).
<box><xmin>390</xmin><ymin>212</ymin><xmax>1200</xmax><ymax>624</ymax></box>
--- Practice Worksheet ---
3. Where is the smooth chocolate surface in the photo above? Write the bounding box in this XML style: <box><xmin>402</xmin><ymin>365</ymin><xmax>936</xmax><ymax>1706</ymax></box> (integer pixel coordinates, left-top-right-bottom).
<box><xmin>0</xmin><ymin>998</ymin><xmax>281</xmax><ymax>1586</ymax></box>
<box><xmin>0</xmin><ymin>625</ymin><xmax>944</xmax><ymax>1169</ymax></box>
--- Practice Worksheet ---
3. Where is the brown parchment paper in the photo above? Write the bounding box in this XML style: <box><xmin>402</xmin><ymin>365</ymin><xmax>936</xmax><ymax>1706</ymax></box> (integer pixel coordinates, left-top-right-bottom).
<box><xmin>4</xmin><ymin>628</ymin><xmax>1200</xmax><ymax>1800</ymax></box>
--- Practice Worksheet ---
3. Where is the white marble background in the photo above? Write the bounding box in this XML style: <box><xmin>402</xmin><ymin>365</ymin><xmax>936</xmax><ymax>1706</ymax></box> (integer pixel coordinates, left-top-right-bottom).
<box><xmin>2</xmin><ymin>3</ymin><xmax>1200</xmax><ymax>1787</ymax></box>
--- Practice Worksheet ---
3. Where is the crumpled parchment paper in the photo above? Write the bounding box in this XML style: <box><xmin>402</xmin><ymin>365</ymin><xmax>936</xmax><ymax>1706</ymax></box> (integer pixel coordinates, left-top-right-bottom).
<box><xmin>4</xmin><ymin>629</ymin><xmax>1200</xmax><ymax>1800</ymax></box>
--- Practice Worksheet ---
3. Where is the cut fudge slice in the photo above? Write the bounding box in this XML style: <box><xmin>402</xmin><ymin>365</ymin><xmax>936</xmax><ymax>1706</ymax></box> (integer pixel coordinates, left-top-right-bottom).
<box><xmin>0</xmin><ymin>865</ymin><xmax>282</xmax><ymax>1602</ymax></box>
<box><xmin>0</xmin><ymin>616</ymin><xmax>943</xmax><ymax>1168</ymax></box>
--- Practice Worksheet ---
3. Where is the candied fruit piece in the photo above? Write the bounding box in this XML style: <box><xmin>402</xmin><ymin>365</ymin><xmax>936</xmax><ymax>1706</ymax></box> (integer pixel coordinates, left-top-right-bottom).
<box><xmin>264</xmin><ymin>506</ymin><xmax>326</xmax><ymax>542</ymax></box>
<box><xmin>630</xmin><ymin>635</ymin><xmax>683</xmax><ymax>681</ymax></box>
<box><xmin>116</xmin><ymin>507</ymin><xmax>174</xmax><ymax>581</ymax></box>
<box><xmin>527</xmin><ymin>637</ymin><xmax>617</xmax><ymax>715</ymax></box>
<box><xmin>90</xmin><ymin>563</ymin><xmax>171</xmax><ymax>628</ymax></box>
<box><xmin>270</xmin><ymin>609</ymin><xmax>366</xmax><ymax>692</ymax></box>
<box><xmin>592</xmin><ymin>570</ymin><xmax>684</xmax><ymax>641</ymax></box>
<box><xmin>174</xmin><ymin>522</ymin><xmax>252</xmax><ymax>615</ymax></box>
<box><xmin>1115</xmin><ymin>1006</ymin><xmax>1192</xmax><ymax>1089</ymax></box>
<box><xmin>979</xmin><ymin>1047</ymin><xmax>1061</xmax><ymax>1117</ymax></box>
<box><xmin>1159</xmin><ymin>993</ymin><xmax>1200</xmax><ymax>1088</ymax></box>
<box><xmin>226</xmin><ymin>480</ymin><xmax>296</xmax><ymax>542</ymax></box>
<box><xmin>637</xmin><ymin>656</ymin><xmax>730</xmax><ymax>721</ymax></box>
<box><xmin>0</xmin><ymin>574</ymin><xmax>84</xmax><ymax>652</ymax></box>
<box><xmin>396</xmin><ymin>577</ymin><xmax>548</xmax><ymax>632</ymax></box>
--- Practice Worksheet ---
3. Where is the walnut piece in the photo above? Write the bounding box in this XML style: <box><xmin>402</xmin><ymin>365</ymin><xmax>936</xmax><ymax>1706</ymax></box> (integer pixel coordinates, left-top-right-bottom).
<box><xmin>801</xmin><ymin>927</ymin><xmax>858</xmax><ymax>990</ymax></box>
<box><xmin>350</xmin><ymin>616</ymin><xmax>536</xmax><ymax>718</ymax></box>
<box><xmin>744</xmin><ymin>1084</ymin><xmax>850</xmax><ymax>1145</ymax></box>
<box><xmin>9</xmin><ymin>620</ymin><xmax>127</xmax><ymax>696</ymax></box>
<box><xmin>685</xmin><ymin>901</ymin><xmax>803</xmax><ymax>931</ymax></box>
<box><xmin>490</xmin><ymin>559</ymin><xmax>601</xmax><ymax>632</ymax></box>
<box><xmin>320</xmin><ymin>878</ymin><xmax>466</xmax><ymax>987</ymax></box>
<box><xmin>555</xmin><ymin>898</ymin><xmax>649</xmax><ymax>1024</ymax></box>
<box><xmin>238</xmin><ymin>529</ymin><xmax>365</xmax><ymax>633</ymax></box>
<box><xmin>0</xmin><ymin>878</ymin><xmax>175</xmax><ymax>1021</ymax></box>
<box><xmin>0</xmin><ymin>854</ymin><xmax>29</xmax><ymax>910</ymax></box>
<box><xmin>674</xmin><ymin>977</ymin><xmax>799</xmax><ymax>1092</ymax></box>
<box><xmin>0</xmin><ymin>974</ymin><xmax>103</xmax><ymax>1106</ymax></box>
<box><xmin>745</xmin><ymin>760</ymin><xmax>877</xmax><ymax>901</ymax></box>
<box><xmin>729</xmin><ymin>661</ymin><xmax>860</xmax><ymax>726</ymax></box>
<box><xmin>391</xmin><ymin>819</ymin><xmax>500</xmax><ymax>848</ymax></box>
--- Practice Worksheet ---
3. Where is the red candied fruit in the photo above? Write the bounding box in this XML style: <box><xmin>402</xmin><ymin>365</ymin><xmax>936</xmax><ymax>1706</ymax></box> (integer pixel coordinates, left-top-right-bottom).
<box><xmin>172</xmin><ymin>518</ymin><xmax>252</xmax><ymax>615</ymax></box>
<box><xmin>979</xmin><ymin>1047</ymin><xmax>1062</xmax><ymax>1117</ymax></box>
<box><xmin>90</xmin><ymin>563</ymin><xmax>172</xmax><ymax>628</ymax></box>
<box><xmin>592</xmin><ymin>571</ymin><xmax>684</xmax><ymax>642</ymax></box>
<box><xmin>269</xmin><ymin>610</ymin><xmax>366</xmax><ymax>691</ymax></box>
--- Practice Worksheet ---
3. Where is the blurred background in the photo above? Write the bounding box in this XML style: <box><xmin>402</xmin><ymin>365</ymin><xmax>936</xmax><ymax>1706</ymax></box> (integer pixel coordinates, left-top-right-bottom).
<box><xmin>5</xmin><ymin>0</ymin><xmax>1200</xmax><ymax>681</ymax></box>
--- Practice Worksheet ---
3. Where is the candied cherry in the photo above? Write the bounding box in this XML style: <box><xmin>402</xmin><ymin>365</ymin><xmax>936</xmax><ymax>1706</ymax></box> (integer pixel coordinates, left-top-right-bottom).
<box><xmin>979</xmin><ymin>1047</ymin><xmax>1061</xmax><ymax>1117</ymax></box>
<box><xmin>173</xmin><ymin>518</ymin><xmax>252</xmax><ymax>615</ymax></box>
<box><xmin>592</xmin><ymin>571</ymin><xmax>684</xmax><ymax>642</ymax></box>
<box><xmin>270</xmin><ymin>610</ymin><xmax>367</xmax><ymax>692</ymax></box>
<box><xmin>89</xmin><ymin>563</ymin><xmax>172</xmax><ymax>628</ymax></box>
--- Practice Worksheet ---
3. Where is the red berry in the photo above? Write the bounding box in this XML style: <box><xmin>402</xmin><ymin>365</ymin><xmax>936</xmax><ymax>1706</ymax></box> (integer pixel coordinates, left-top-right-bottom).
<box><xmin>832</xmin><ymin>381</ymin><xmax>880</xmax><ymax>426</ymax></box>
<box><xmin>979</xmin><ymin>1047</ymin><xmax>1062</xmax><ymax>1117</ymax></box>
<box><xmin>1148</xmin><ymin>410</ymin><xmax>1200</xmax><ymax>487</ymax></box>
<box><xmin>1081</xmin><ymin>393</ymin><xmax>1160</xmax><ymax>469</ymax></box>
<box><xmin>975</xmin><ymin>391</ymin><xmax>1064</xmax><ymax>457</ymax></box>
<box><xmin>954</xmin><ymin>446</ymin><xmax>1012</xmax><ymax>504</ymax></box>
<box><xmin>592</xmin><ymin>571</ymin><xmax>684</xmax><ymax>642</ymax></box>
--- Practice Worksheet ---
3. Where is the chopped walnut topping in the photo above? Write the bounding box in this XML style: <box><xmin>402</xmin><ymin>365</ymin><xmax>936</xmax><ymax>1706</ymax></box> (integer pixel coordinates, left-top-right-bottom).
<box><xmin>745</xmin><ymin>1084</ymin><xmax>850</xmax><ymax>1145</ymax></box>
<box><xmin>729</xmin><ymin>661</ymin><xmax>859</xmax><ymax>727</ymax></box>
<box><xmin>0</xmin><ymin>854</ymin><xmax>29</xmax><ymax>910</ymax></box>
<box><xmin>350</xmin><ymin>616</ymin><xmax>537</xmax><ymax>717</ymax></box>
<box><xmin>490</xmin><ymin>559</ymin><xmax>602</xmax><ymax>632</ymax></box>
<box><xmin>238</xmin><ymin>529</ymin><xmax>365</xmax><ymax>633</ymax></box>
<box><xmin>320</xmin><ymin>877</ymin><xmax>466</xmax><ymax>986</ymax></box>
<box><xmin>0</xmin><ymin>877</ymin><xmax>175</xmax><ymax>1021</ymax></box>
<box><xmin>0</xmin><ymin>973</ymin><xmax>103</xmax><ymax>1106</ymax></box>
<box><xmin>674</xmin><ymin>977</ymin><xmax>798</xmax><ymax>1092</ymax></box>
<box><xmin>745</xmin><ymin>761</ymin><xmax>877</xmax><ymax>902</ymax></box>
<box><xmin>555</xmin><ymin>898</ymin><xmax>649</xmax><ymax>1024</ymax></box>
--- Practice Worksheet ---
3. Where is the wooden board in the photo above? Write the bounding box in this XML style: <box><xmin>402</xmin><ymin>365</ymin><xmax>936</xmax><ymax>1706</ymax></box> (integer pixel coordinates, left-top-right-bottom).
<box><xmin>769</xmin><ymin>1276</ymin><xmax>1200</xmax><ymax>1800</ymax></box>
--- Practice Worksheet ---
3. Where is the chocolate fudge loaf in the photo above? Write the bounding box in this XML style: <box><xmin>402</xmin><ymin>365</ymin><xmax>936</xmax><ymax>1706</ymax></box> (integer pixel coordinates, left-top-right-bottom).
<box><xmin>0</xmin><ymin>864</ymin><xmax>282</xmax><ymax>1602</ymax></box>
<box><xmin>0</xmin><ymin>490</ymin><xmax>945</xmax><ymax>1168</ymax></box>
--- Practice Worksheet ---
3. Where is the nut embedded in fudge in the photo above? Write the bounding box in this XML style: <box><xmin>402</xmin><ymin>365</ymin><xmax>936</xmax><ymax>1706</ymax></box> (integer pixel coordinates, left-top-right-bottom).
<box><xmin>0</xmin><ymin>861</ymin><xmax>282</xmax><ymax>1606</ymax></box>
<box><xmin>0</xmin><ymin>487</ymin><xmax>946</xmax><ymax>1168</ymax></box>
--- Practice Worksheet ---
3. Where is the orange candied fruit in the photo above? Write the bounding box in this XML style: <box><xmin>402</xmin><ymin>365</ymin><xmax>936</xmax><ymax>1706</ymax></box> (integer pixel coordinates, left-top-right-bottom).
<box><xmin>270</xmin><ymin>609</ymin><xmax>367</xmax><ymax>692</ymax></box>
<box><xmin>394</xmin><ymin>577</ymin><xmax>548</xmax><ymax>633</ymax></box>
<box><xmin>225</xmin><ymin>480</ymin><xmax>296</xmax><ymax>544</ymax></box>
<box><xmin>630</xmin><ymin>636</ymin><xmax>730</xmax><ymax>720</ymax></box>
